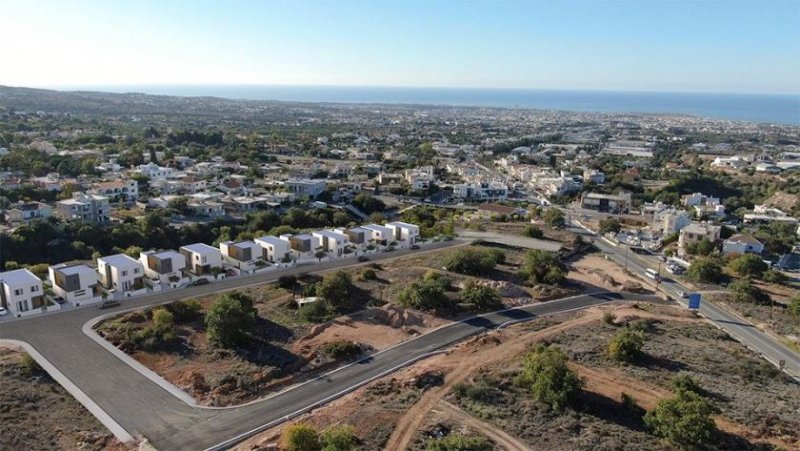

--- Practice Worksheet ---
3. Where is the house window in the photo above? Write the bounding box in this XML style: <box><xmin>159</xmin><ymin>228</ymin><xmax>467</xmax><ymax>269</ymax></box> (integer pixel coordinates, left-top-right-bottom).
<box><xmin>134</xmin><ymin>268</ymin><xmax>140</xmax><ymax>274</ymax></box>
<box><xmin>30</xmin><ymin>285</ymin><xmax>38</xmax><ymax>293</ymax></box>
<box><xmin>122</xmin><ymin>270</ymin><xmax>128</xmax><ymax>277</ymax></box>
<box><xmin>14</xmin><ymin>288</ymin><xmax>23</xmax><ymax>296</ymax></box>
<box><xmin>17</xmin><ymin>300</ymin><xmax>29</xmax><ymax>312</ymax></box>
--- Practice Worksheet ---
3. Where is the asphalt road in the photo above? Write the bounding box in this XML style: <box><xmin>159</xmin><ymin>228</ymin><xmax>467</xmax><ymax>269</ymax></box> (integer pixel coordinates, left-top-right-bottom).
<box><xmin>568</xmin><ymin>219</ymin><xmax>800</xmax><ymax>380</ymax></box>
<box><xmin>0</xmin><ymin>236</ymin><xmax>657</xmax><ymax>450</ymax></box>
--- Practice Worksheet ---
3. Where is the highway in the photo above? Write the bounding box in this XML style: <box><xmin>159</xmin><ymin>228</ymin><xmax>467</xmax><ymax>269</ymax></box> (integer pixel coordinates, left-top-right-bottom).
<box><xmin>567</xmin><ymin>218</ymin><xmax>800</xmax><ymax>380</ymax></box>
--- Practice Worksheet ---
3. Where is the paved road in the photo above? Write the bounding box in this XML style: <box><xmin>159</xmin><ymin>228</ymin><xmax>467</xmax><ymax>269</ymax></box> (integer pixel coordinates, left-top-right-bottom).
<box><xmin>0</xmin><ymin>239</ymin><xmax>656</xmax><ymax>449</ymax></box>
<box><xmin>458</xmin><ymin>230</ymin><xmax>562</xmax><ymax>252</ymax></box>
<box><xmin>568</xmin><ymin>219</ymin><xmax>800</xmax><ymax>380</ymax></box>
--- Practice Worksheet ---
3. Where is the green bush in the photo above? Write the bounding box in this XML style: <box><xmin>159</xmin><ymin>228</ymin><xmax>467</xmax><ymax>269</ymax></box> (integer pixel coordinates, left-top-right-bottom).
<box><xmin>789</xmin><ymin>297</ymin><xmax>800</xmax><ymax>318</ymax></box>
<box><xmin>361</xmin><ymin>268</ymin><xmax>377</xmax><ymax>281</ymax></box>
<box><xmin>728</xmin><ymin>279</ymin><xmax>770</xmax><ymax>305</ymax></box>
<box><xmin>515</xmin><ymin>345</ymin><xmax>583</xmax><ymax>411</ymax></box>
<box><xmin>19</xmin><ymin>353</ymin><xmax>43</xmax><ymax>378</ymax></box>
<box><xmin>523</xmin><ymin>225</ymin><xmax>544</xmax><ymax>239</ymax></box>
<box><xmin>278</xmin><ymin>275</ymin><xmax>297</xmax><ymax>289</ymax></box>
<box><xmin>608</xmin><ymin>326</ymin><xmax>646</xmax><ymax>363</ymax></box>
<box><xmin>281</xmin><ymin>423</ymin><xmax>321</xmax><ymax>451</ymax></box>
<box><xmin>519</xmin><ymin>249</ymin><xmax>566</xmax><ymax>285</ymax></box>
<box><xmin>761</xmin><ymin>270</ymin><xmax>786</xmax><ymax>284</ymax></box>
<box><xmin>599</xmin><ymin>217</ymin><xmax>621</xmax><ymax>234</ymax></box>
<box><xmin>317</xmin><ymin>271</ymin><xmax>355</xmax><ymax>313</ymax></box>
<box><xmin>686</xmin><ymin>257</ymin><xmax>723</xmax><ymax>284</ymax></box>
<box><xmin>671</xmin><ymin>374</ymin><xmax>704</xmax><ymax>396</ymax></box>
<box><xmin>320</xmin><ymin>424</ymin><xmax>358</xmax><ymax>451</ymax></box>
<box><xmin>300</xmin><ymin>300</ymin><xmax>334</xmax><ymax>323</ymax></box>
<box><xmin>460</xmin><ymin>281</ymin><xmax>503</xmax><ymax>311</ymax></box>
<box><xmin>603</xmin><ymin>312</ymin><xmax>616</xmax><ymax>325</ymax></box>
<box><xmin>426</xmin><ymin>434</ymin><xmax>492</xmax><ymax>451</ymax></box>
<box><xmin>644</xmin><ymin>391</ymin><xmax>719</xmax><ymax>449</ymax></box>
<box><xmin>442</xmin><ymin>248</ymin><xmax>502</xmax><ymax>275</ymax></box>
<box><xmin>205</xmin><ymin>292</ymin><xmax>257</xmax><ymax>348</ymax></box>
<box><xmin>321</xmin><ymin>340</ymin><xmax>361</xmax><ymax>360</ymax></box>
<box><xmin>396</xmin><ymin>279</ymin><xmax>450</xmax><ymax>311</ymax></box>
<box><xmin>542</xmin><ymin>208</ymin><xmax>565</xmax><ymax>228</ymax></box>
<box><xmin>165</xmin><ymin>299</ymin><xmax>202</xmax><ymax>323</ymax></box>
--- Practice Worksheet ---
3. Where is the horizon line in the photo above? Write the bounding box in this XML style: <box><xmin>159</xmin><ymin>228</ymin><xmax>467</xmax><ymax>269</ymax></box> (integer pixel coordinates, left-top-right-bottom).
<box><xmin>10</xmin><ymin>83</ymin><xmax>800</xmax><ymax>98</ymax></box>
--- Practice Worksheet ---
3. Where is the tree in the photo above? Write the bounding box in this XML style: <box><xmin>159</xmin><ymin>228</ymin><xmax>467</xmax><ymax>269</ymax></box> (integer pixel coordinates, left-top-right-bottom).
<box><xmin>519</xmin><ymin>250</ymin><xmax>566</xmax><ymax>285</ymax></box>
<box><xmin>316</xmin><ymin>270</ymin><xmax>355</xmax><ymax>312</ymax></box>
<box><xmin>205</xmin><ymin>292</ymin><xmax>257</xmax><ymax>348</ymax></box>
<box><xmin>280</xmin><ymin>423</ymin><xmax>321</xmax><ymax>451</ymax></box>
<box><xmin>515</xmin><ymin>345</ymin><xmax>583</xmax><ymax>411</ymax></box>
<box><xmin>522</xmin><ymin>225</ymin><xmax>544</xmax><ymax>239</ymax></box>
<box><xmin>608</xmin><ymin>327</ymin><xmax>646</xmax><ymax>363</ymax></box>
<box><xmin>442</xmin><ymin>248</ymin><xmax>501</xmax><ymax>276</ymax></box>
<box><xmin>461</xmin><ymin>281</ymin><xmax>502</xmax><ymax>311</ymax></box>
<box><xmin>644</xmin><ymin>391</ymin><xmax>719</xmax><ymax>449</ymax></box>
<box><xmin>728</xmin><ymin>279</ymin><xmax>770</xmax><ymax>305</ymax></box>
<box><xmin>598</xmin><ymin>217</ymin><xmax>621</xmax><ymax>234</ymax></box>
<box><xmin>684</xmin><ymin>238</ymin><xmax>716</xmax><ymax>256</ymax></box>
<box><xmin>315</xmin><ymin>249</ymin><xmax>328</xmax><ymax>262</ymax></box>
<box><xmin>542</xmin><ymin>208</ymin><xmax>565</xmax><ymax>228</ymax></box>
<box><xmin>686</xmin><ymin>257</ymin><xmax>723</xmax><ymax>284</ymax></box>
<box><xmin>351</xmin><ymin>192</ymin><xmax>385</xmax><ymax>214</ymax></box>
<box><xmin>727</xmin><ymin>253</ymin><xmax>767</xmax><ymax>277</ymax></box>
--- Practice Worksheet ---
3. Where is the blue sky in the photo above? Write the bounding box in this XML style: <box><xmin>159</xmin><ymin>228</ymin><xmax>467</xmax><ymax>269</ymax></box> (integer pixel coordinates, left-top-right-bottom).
<box><xmin>2</xmin><ymin>0</ymin><xmax>799</xmax><ymax>94</ymax></box>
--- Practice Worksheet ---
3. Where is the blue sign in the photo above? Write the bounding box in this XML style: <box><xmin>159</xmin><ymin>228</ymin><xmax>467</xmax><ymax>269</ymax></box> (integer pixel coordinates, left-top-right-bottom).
<box><xmin>688</xmin><ymin>293</ymin><xmax>701</xmax><ymax>310</ymax></box>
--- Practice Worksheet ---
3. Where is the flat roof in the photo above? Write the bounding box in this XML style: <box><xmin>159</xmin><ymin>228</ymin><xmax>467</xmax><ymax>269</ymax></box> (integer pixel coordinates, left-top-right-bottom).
<box><xmin>0</xmin><ymin>268</ymin><xmax>41</xmax><ymax>285</ymax></box>
<box><xmin>181</xmin><ymin>243</ymin><xmax>220</xmax><ymax>254</ymax></box>
<box><xmin>51</xmin><ymin>263</ymin><xmax>95</xmax><ymax>276</ymax></box>
<box><xmin>98</xmin><ymin>253</ymin><xmax>141</xmax><ymax>267</ymax></box>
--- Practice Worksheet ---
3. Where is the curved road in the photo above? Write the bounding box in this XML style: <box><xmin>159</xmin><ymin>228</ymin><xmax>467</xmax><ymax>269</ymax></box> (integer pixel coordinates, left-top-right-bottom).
<box><xmin>0</xmin><ymin>252</ymin><xmax>657</xmax><ymax>450</ymax></box>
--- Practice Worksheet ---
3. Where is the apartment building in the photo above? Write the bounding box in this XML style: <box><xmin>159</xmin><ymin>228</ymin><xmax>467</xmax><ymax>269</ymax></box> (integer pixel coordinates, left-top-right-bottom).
<box><xmin>56</xmin><ymin>192</ymin><xmax>111</xmax><ymax>224</ymax></box>
<box><xmin>580</xmin><ymin>191</ymin><xmax>632</xmax><ymax>214</ymax></box>
<box><xmin>91</xmin><ymin>179</ymin><xmax>139</xmax><ymax>201</ymax></box>
<box><xmin>6</xmin><ymin>201</ymin><xmax>53</xmax><ymax>225</ymax></box>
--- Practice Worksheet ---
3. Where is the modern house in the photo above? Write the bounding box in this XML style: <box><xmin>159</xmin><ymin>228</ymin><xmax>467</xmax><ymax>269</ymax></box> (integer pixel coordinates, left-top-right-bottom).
<box><xmin>312</xmin><ymin>230</ymin><xmax>350</xmax><ymax>256</ymax></box>
<box><xmin>6</xmin><ymin>201</ymin><xmax>53</xmax><ymax>225</ymax></box>
<box><xmin>91</xmin><ymin>179</ymin><xmax>139</xmax><ymax>202</ymax></box>
<box><xmin>255</xmin><ymin>235</ymin><xmax>291</xmax><ymax>263</ymax></box>
<box><xmin>722</xmin><ymin>234</ymin><xmax>765</xmax><ymax>256</ymax></box>
<box><xmin>0</xmin><ymin>269</ymin><xmax>46</xmax><ymax>317</ymax></box>
<box><xmin>386</xmin><ymin>221</ymin><xmax>420</xmax><ymax>245</ymax></box>
<box><xmin>56</xmin><ymin>192</ymin><xmax>111</xmax><ymax>224</ymax></box>
<box><xmin>337</xmin><ymin>227</ymin><xmax>370</xmax><ymax>247</ymax></box>
<box><xmin>362</xmin><ymin>224</ymin><xmax>394</xmax><ymax>245</ymax></box>
<box><xmin>48</xmin><ymin>263</ymin><xmax>101</xmax><ymax>305</ymax></box>
<box><xmin>219</xmin><ymin>240</ymin><xmax>262</xmax><ymax>272</ymax></box>
<box><xmin>180</xmin><ymin>243</ymin><xmax>223</xmax><ymax>276</ymax></box>
<box><xmin>285</xmin><ymin>179</ymin><xmax>327</xmax><ymax>199</ymax></box>
<box><xmin>678</xmin><ymin>222</ymin><xmax>722</xmax><ymax>257</ymax></box>
<box><xmin>139</xmin><ymin>250</ymin><xmax>187</xmax><ymax>285</ymax></box>
<box><xmin>286</xmin><ymin>234</ymin><xmax>315</xmax><ymax>258</ymax></box>
<box><xmin>97</xmin><ymin>254</ymin><xmax>146</xmax><ymax>296</ymax></box>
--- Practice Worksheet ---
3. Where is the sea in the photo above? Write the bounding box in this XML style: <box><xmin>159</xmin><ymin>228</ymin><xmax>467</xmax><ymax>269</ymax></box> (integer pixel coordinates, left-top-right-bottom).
<box><xmin>72</xmin><ymin>85</ymin><xmax>800</xmax><ymax>126</ymax></box>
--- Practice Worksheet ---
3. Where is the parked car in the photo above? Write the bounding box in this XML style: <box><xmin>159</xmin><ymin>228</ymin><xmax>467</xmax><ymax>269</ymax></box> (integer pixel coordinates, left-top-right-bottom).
<box><xmin>677</xmin><ymin>290</ymin><xmax>689</xmax><ymax>298</ymax></box>
<box><xmin>53</xmin><ymin>296</ymin><xmax>65</xmax><ymax>304</ymax></box>
<box><xmin>410</xmin><ymin>244</ymin><xmax>420</xmax><ymax>250</ymax></box>
<box><xmin>99</xmin><ymin>300</ymin><xmax>121</xmax><ymax>309</ymax></box>
<box><xmin>357</xmin><ymin>256</ymin><xmax>370</xmax><ymax>262</ymax></box>
<box><xmin>190</xmin><ymin>278</ymin><xmax>210</xmax><ymax>286</ymax></box>
<box><xmin>0</xmin><ymin>307</ymin><xmax>8</xmax><ymax>316</ymax></box>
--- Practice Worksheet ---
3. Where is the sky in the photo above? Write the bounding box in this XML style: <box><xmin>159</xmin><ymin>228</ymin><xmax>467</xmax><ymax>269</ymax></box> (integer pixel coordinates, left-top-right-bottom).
<box><xmin>2</xmin><ymin>0</ymin><xmax>799</xmax><ymax>94</ymax></box>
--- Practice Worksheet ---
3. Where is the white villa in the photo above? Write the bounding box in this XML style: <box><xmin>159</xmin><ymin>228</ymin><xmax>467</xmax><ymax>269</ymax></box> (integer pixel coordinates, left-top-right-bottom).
<box><xmin>180</xmin><ymin>243</ymin><xmax>223</xmax><ymax>276</ymax></box>
<box><xmin>49</xmin><ymin>263</ymin><xmax>101</xmax><ymax>305</ymax></box>
<box><xmin>386</xmin><ymin>221</ymin><xmax>421</xmax><ymax>245</ymax></box>
<box><xmin>97</xmin><ymin>254</ymin><xmax>146</xmax><ymax>297</ymax></box>
<box><xmin>255</xmin><ymin>235</ymin><xmax>291</xmax><ymax>263</ymax></box>
<box><xmin>362</xmin><ymin>224</ymin><xmax>394</xmax><ymax>245</ymax></box>
<box><xmin>139</xmin><ymin>250</ymin><xmax>187</xmax><ymax>285</ymax></box>
<box><xmin>219</xmin><ymin>240</ymin><xmax>262</xmax><ymax>272</ymax></box>
<box><xmin>312</xmin><ymin>230</ymin><xmax>350</xmax><ymax>257</ymax></box>
<box><xmin>0</xmin><ymin>269</ymin><xmax>46</xmax><ymax>317</ymax></box>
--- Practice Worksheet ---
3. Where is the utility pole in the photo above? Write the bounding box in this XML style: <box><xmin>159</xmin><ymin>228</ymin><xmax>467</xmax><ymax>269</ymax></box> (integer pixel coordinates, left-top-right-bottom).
<box><xmin>656</xmin><ymin>259</ymin><xmax>662</xmax><ymax>288</ymax></box>
<box><xmin>624</xmin><ymin>244</ymin><xmax>629</xmax><ymax>270</ymax></box>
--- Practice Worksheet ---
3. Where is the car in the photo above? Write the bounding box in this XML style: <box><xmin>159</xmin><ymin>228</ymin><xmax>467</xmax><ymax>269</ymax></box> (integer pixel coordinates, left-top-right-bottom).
<box><xmin>357</xmin><ymin>256</ymin><xmax>370</xmax><ymax>262</ymax></box>
<box><xmin>190</xmin><ymin>278</ymin><xmax>210</xmax><ymax>286</ymax></box>
<box><xmin>677</xmin><ymin>290</ymin><xmax>689</xmax><ymax>298</ymax></box>
<box><xmin>410</xmin><ymin>244</ymin><xmax>420</xmax><ymax>250</ymax></box>
<box><xmin>99</xmin><ymin>300</ymin><xmax>121</xmax><ymax>309</ymax></box>
<box><xmin>0</xmin><ymin>307</ymin><xmax>8</xmax><ymax>316</ymax></box>
<box><xmin>53</xmin><ymin>296</ymin><xmax>65</xmax><ymax>304</ymax></box>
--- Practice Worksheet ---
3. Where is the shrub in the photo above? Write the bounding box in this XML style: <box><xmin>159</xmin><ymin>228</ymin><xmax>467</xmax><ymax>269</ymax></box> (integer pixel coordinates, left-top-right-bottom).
<box><xmin>727</xmin><ymin>253</ymin><xmax>768</xmax><ymax>277</ymax></box>
<box><xmin>461</xmin><ymin>281</ymin><xmax>503</xmax><ymax>311</ymax></box>
<box><xmin>19</xmin><ymin>353</ymin><xmax>43</xmax><ymax>378</ymax></box>
<box><xmin>321</xmin><ymin>340</ymin><xmax>361</xmax><ymax>360</ymax></box>
<box><xmin>442</xmin><ymin>248</ymin><xmax>501</xmax><ymax>275</ymax></box>
<box><xmin>608</xmin><ymin>326</ymin><xmax>646</xmax><ymax>363</ymax></box>
<box><xmin>523</xmin><ymin>225</ymin><xmax>544</xmax><ymax>239</ymax></box>
<box><xmin>320</xmin><ymin>424</ymin><xmax>358</xmax><ymax>451</ymax></box>
<box><xmin>205</xmin><ymin>292</ymin><xmax>257</xmax><ymax>348</ymax></box>
<box><xmin>452</xmin><ymin>378</ymin><xmax>498</xmax><ymax>403</ymax></box>
<box><xmin>396</xmin><ymin>279</ymin><xmax>449</xmax><ymax>311</ymax></box>
<box><xmin>515</xmin><ymin>345</ymin><xmax>583</xmax><ymax>411</ymax></box>
<box><xmin>671</xmin><ymin>374</ymin><xmax>704</xmax><ymax>396</ymax></box>
<box><xmin>317</xmin><ymin>271</ymin><xmax>355</xmax><ymax>313</ymax></box>
<box><xmin>598</xmin><ymin>217</ymin><xmax>621</xmax><ymax>234</ymax></box>
<box><xmin>542</xmin><ymin>208</ymin><xmax>565</xmax><ymax>228</ymax></box>
<box><xmin>644</xmin><ymin>391</ymin><xmax>719</xmax><ymax>449</ymax></box>
<box><xmin>300</xmin><ymin>300</ymin><xmax>334</xmax><ymax>323</ymax></box>
<box><xmin>686</xmin><ymin>257</ymin><xmax>723</xmax><ymax>284</ymax></box>
<box><xmin>519</xmin><ymin>250</ymin><xmax>566</xmax><ymax>285</ymax></box>
<box><xmin>684</xmin><ymin>238</ymin><xmax>716</xmax><ymax>256</ymax></box>
<box><xmin>426</xmin><ymin>434</ymin><xmax>493</xmax><ymax>451</ymax></box>
<box><xmin>789</xmin><ymin>297</ymin><xmax>800</xmax><ymax>318</ymax></box>
<box><xmin>603</xmin><ymin>312</ymin><xmax>616</xmax><ymax>325</ymax></box>
<box><xmin>361</xmin><ymin>268</ymin><xmax>377</xmax><ymax>281</ymax></box>
<box><xmin>761</xmin><ymin>270</ymin><xmax>787</xmax><ymax>284</ymax></box>
<box><xmin>166</xmin><ymin>299</ymin><xmax>202</xmax><ymax>323</ymax></box>
<box><xmin>728</xmin><ymin>279</ymin><xmax>770</xmax><ymax>305</ymax></box>
<box><xmin>278</xmin><ymin>275</ymin><xmax>298</xmax><ymax>289</ymax></box>
<box><xmin>280</xmin><ymin>422</ymin><xmax>321</xmax><ymax>451</ymax></box>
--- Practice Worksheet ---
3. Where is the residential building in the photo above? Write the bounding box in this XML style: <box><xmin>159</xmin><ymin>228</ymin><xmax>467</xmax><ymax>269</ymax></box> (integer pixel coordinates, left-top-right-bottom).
<box><xmin>652</xmin><ymin>208</ymin><xmax>692</xmax><ymax>235</ymax></box>
<box><xmin>6</xmin><ymin>201</ymin><xmax>53</xmax><ymax>225</ymax></box>
<box><xmin>56</xmin><ymin>192</ymin><xmax>111</xmax><ymax>224</ymax></box>
<box><xmin>722</xmin><ymin>234</ymin><xmax>765</xmax><ymax>256</ymax></box>
<box><xmin>91</xmin><ymin>180</ymin><xmax>139</xmax><ymax>201</ymax></box>
<box><xmin>180</xmin><ymin>243</ymin><xmax>223</xmax><ymax>276</ymax></box>
<box><xmin>138</xmin><ymin>162</ymin><xmax>174</xmax><ymax>180</ymax></box>
<box><xmin>219</xmin><ymin>240</ymin><xmax>262</xmax><ymax>271</ymax></box>
<box><xmin>139</xmin><ymin>250</ymin><xmax>187</xmax><ymax>284</ymax></box>
<box><xmin>678</xmin><ymin>223</ymin><xmax>722</xmax><ymax>256</ymax></box>
<box><xmin>0</xmin><ymin>269</ymin><xmax>45</xmax><ymax>317</ymax></box>
<box><xmin>582</xmin><ymin>169</ymin><xmax>606</xmax><ymax>184</ymax></box>
<box><xmin>312</xmin><ymin>230</ymin><xmax>350</xmax><ymax>256</ymax></box>
<box><xmin>580</xmin><ymin>191</ymin><xmax>632</xmax><ymax>214</ymax></box>
<box><xmin>339</xmin><ymin>227</ymin><xmax>369</xmax><ymax>246</ymax></box>
<box><xmin>452</xmin><ymin>182</ymin><xmax>508</xmax><ymax>202</ymax></box>
<box><xmin>681</xmin><ymin>192</ymin><xmax>720</xmax><ymax>208</ymax></box>
<box><xmin>386</xmin><ymin>221</ymin><xmax>420</xmax><ymax>245</ymax></box>
<box><xmin>285</xmin><ymin>179</ymin><xmax>327</xmax><ymax>199</ymax></box>
<box><xmin>48</xmin><ymin>263</ymin><xmax>100</xmax><ymax>305</ymax></box>
<box><xmin>362</xmin><ymin>224</ymin><xmax>393</xmax><ymax>245</ymax></box>
<box><xmin>286</xmin><ymin>234</ymin><xmax>315</xmax><ymax>257</ymax></box>
<box><xmin>96</xmin><ymin>254</ymin><xmax>146</xmax><ymax>295</ymax></box>
<box><xmin>254</xmin><ymin>235</ymin><xmax>291</xmax><ymax>263</ymax></box>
